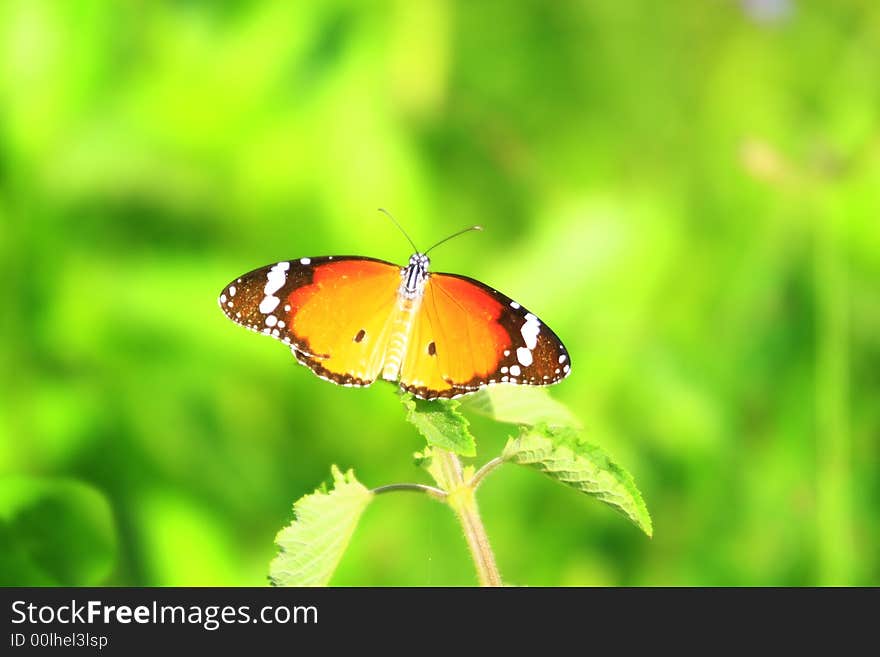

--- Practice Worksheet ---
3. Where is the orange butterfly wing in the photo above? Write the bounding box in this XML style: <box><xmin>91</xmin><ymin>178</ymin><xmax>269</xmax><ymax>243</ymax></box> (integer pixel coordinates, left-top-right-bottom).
<box><xmin>399</xmin><ymin>273</ymin><xmax>571</xmax><ymax>399</ymax></box>
<box><xmin>219</xmin><ymin>257</ymin><xmax>401</xmax><ymax>386</ymax></box>
<box><xmin>221</xmin><ymin>258</ymin><xmax>570</xmax><ymax>399</ymax></box>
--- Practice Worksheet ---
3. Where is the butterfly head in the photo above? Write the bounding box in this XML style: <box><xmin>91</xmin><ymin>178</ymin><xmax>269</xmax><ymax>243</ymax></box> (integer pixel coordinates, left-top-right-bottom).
<box><xmin>401</xmin><ymin>252</ymin><xmax>430</xmax><ymax>298</ymax></box>
<box><xmin>409</xmin><ymin>252</ymin><xmax>430</xmax><ymax>271</ymax></box>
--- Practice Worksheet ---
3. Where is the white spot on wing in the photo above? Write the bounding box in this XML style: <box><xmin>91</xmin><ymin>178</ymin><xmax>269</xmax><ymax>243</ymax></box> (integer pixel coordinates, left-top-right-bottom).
<box><xmin>516</xmin><ymin>347</ymin><xmax>533</xmax><ymax>367</ymax></box>
<box><xmin>260</xmin><ymin>262</ymin><xmax>289</xmax><ymax>318</ymax></box>
<box><xmin>259</xmin><ymin>296</ymin><xmax>280</xmax><ymax>313</ymax></box>
<box><xmin>264</xmin><ymin>262</ymin><xmax>289</xmax><ymax>296</ymax></box>
<box><xmin>300</xmin><ymin>257</ymin><xmax>311</xmax><ymax>265</ymax></box>
<box><xmin>229</xmin><ymin>285</ymin><xmax>236</xmax><ymax>297</ymax></box>
<box><xmin>559</xmin><ymin>354</ymin><xmax>567</xmax><ymax>363</ymax></box>
<box><xmin>521</xmin><ymin>313</ymin><xmax>540</xmax><ymax>350</ymax></box>
<box><xmin>265</xmin><ymin>314</ymin><xmax>278</xmax><ymax>327</ymax></box>
<box><xmin>509</xmin><ymin>364</ymin><xmax>521</xmax><ymax>377</ymax></box>
<box><xmin>219</xmin><ymin>294</ymin><xmax>227</xmax><ymax>303</ymax></box>
<box><xmin>510</xmin><ymin>301</ymin><xmax>520</xmax><ymax>309</ymax></box>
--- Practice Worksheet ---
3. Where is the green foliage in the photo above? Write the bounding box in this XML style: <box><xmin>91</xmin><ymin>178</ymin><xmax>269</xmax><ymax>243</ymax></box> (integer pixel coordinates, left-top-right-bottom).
<box><xmin>0</xmin><ymin>477</ymin><xmax>116</xmax><ymax>586</ymax></box>
<box><xmin>412</xmin><ymin>447</ymin><xmax>440</xmax><ymax>481</ymax></box>
<box><xmin>270</xmin><ymin>466</ymin><xmax>372</xmax><ymax>587</ymax></box>
<box><xmin>1</xmin><ymin>0</ymin><xmax>877</xmax><ymax>585</ymax></box>
<box><xmin>461</xmin><ymin>384</ymin><xmax>651</xmax><ymax>538</ymax></box>
<box><xmin>463</xmin><ymin>386</ymin><xmax>581</xmax><ymax>428</ymax></box>
<box><xmin>272</xmin><ymin>388</ymin><xmax>649</xmax><ymax>586</ymax></box>
<box><xmin>400</xmin><ymin>393</ymin><xmax>476</xmax><ymax>457</ymax></box>
<box><xmin>412</xmin><ymin>446</ymin><xmax>463</xmax><ymax>493</ymax></box>
<box><xmin>503</xmin><ymin>426</ymin><xmax>653</xmax><ymax>537</ymax></box>
<box><xmin>409</xmin><ymin>388</ymin><xmax>650</xmax><ymax>537</ymax></box>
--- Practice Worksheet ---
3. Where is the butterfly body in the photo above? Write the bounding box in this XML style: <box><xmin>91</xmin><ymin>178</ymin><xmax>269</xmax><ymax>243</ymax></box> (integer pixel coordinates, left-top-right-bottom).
<box><xmin>219</xmin><ymin>252</ymin><xmax>570</xmax><ymax>399</ymax></box>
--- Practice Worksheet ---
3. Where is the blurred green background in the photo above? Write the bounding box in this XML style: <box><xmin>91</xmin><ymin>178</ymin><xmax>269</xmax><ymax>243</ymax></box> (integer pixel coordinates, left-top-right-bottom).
<box><xmin>1</xmin><ymin>0</ymin><xmax>878</xmax><ymax>586</ymax></box>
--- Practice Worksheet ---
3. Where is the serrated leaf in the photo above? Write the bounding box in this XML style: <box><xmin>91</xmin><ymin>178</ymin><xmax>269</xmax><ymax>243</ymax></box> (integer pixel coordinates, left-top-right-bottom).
<box><xmin>503</xmin><ymin>425</ymin><xmax>652</xmax><ymax>537</ymax></box>
<box><xmin>269</xmin><ymin>466</ymin><xmax>372</xmax><ymax>586</ymax></box>
<box><xmin>400</xmin><ymin>393</ymin><xmax>476</xmax><ymax>457</ymax></box>
<box><xmin>462</xmin><ymin>386</ymin><xmax>581</xmax><ymax>428</ymax></box>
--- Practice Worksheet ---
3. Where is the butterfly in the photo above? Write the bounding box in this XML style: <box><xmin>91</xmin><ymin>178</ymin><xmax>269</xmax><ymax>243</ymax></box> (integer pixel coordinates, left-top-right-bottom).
<box><xmin>218</xmin><ymin>221</ymin><xmax>570</xmax><ymax>400</ymax></box>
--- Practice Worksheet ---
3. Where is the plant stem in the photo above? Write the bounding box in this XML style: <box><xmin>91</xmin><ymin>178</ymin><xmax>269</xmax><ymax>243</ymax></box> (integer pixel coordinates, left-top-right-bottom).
<box><xmin>469</xmin><ymin>456</ymin><xmax>505</xmax><ymax>491</ymax></box>
<box><xmin>371</xmin><ymin>483</ymin><xmax>447</xmax><ymax>500</ymax></box>
<box><xmin>432</xmin><ymin>449</ymin><xmax>502</xmax><ymax>587</ymax></box>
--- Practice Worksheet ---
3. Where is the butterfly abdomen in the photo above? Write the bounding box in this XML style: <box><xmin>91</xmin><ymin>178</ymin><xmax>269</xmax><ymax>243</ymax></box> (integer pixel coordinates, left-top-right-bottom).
<box><xmin>381</xmin><ymin>273</ymin><xmax>427</xmax><ymax>382</ymax></box>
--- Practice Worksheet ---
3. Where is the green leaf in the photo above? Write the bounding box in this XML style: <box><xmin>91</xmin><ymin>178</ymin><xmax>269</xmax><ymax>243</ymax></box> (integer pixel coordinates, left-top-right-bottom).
<box><xmin>412</xmin><ymin>447</ymin><xmax>468</xmax><ymax>492</ymax></box>
<box><xmin>502</xmin><ymin>425</ymin><xmax>653</xmax><ymax>537</ymax></box>
<box><xmin>461</xmin><ymin>386</ymin><xmax>581</xmax><ymax>428</ymax></box>
<box><xmin>269</xmin><ymin>466</ymin><xmax>372</xmax><ymax>586</ymax></box>
<box><xmin>0</xmin><ymin>476</ymin><xmax>117</xmax><ymax>586</ymax></box>
<box><xmin>400</xmin><ymin>393</ymin><xmax>476</xmax><ymax>457</ymax></box>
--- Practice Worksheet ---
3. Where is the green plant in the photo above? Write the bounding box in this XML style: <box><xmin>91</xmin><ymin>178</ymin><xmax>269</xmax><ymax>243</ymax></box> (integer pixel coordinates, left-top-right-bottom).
<box><xmin>269</xmin><ymin>386</ymin><xmax>651</xmax><ymax>587</ymax></box>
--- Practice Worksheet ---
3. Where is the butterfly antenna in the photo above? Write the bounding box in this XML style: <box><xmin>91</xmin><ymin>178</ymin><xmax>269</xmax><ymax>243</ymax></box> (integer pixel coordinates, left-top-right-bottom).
<box><xmin>424</xmin><ymin>225</ymin><xmax>483</xmax><ymax>255</ymax></box>
<box><xmin>378</xmin><ymin>208</ymin><xmax>420</xmax><ymax>253</ymax></box>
